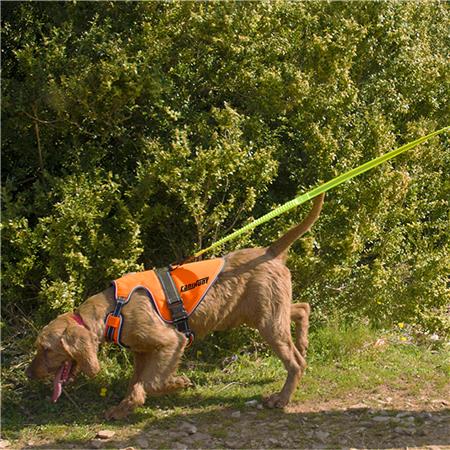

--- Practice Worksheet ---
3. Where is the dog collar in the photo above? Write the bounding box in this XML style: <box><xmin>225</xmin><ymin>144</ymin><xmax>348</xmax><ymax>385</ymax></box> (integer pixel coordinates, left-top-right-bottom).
<box><xmin>71</xmin><ymin>313</ymin><xmax>87</xmax><ymax>329</ymax></box>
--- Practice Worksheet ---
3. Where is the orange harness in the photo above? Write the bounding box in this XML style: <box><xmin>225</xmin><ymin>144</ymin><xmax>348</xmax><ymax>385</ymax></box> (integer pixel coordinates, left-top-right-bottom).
<box><xmin>104</xmin><ymin>258</ymin><xmax>224</xmax><ymax>347</ymax></box>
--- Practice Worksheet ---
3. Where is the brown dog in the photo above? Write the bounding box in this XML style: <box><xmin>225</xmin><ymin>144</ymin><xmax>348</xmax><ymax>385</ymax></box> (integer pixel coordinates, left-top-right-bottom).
<box><xmin>27</xmin><ymin>194</ymin><xmax>324</xmax><ymax>419</ymax></box>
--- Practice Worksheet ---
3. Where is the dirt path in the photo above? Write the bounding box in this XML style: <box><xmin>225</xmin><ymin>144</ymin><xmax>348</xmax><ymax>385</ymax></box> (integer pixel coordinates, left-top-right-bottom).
<box><xmin>8</xmin><ymin>385</ymin><xmax>449</xmax><ymax>449</ymax></box>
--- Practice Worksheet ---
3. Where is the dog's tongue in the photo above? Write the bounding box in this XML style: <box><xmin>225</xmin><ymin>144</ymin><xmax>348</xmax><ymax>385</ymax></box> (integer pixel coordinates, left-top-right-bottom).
<box><xmin>52</xmin><ymin>361</ymin><xmax>72</xmax><ymax>403</ymax></box>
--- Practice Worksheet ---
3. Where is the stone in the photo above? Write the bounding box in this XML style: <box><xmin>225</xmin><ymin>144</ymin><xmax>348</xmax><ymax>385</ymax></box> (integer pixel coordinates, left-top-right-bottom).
<box><xmin>172</xmin><ymin>443</ymin><xmax>187</xmax><ymax>450</ymax></box>
<box><xmin>402</xmin><ymin>416</ymin><xmax>415</xmax><ymax>423</ymax></box>
<box><xmin>231</xmin><ymin>411</ymin><xmax>241</xmax><ymax>418</ymax></box>
<box><xmin>225</xmin><ymin>441</ymin><xmax>241</xmax><ymax>449</ymax></box>
<box><xmin>96</xmin><ymin>429</ymin><xmax>116</xmax><ymax>439</ymax></box>
<box><xmin>256</xmin><ymin>403</ymin><xmax>264</xmax><ymax>410</ymax></box>
<box><xmin>372</xmin><ymin>416</ymin><xmax>391</xmax><ymax>422</ymax></box>
<box><xmin>394</xmin><ymin>427</ymin><xmax>416</xmax><ymax>435</ymax></box>
<box><xmin>350</xmin><ymin>402</ymin><xmax>367</xmax><ymax>409</ymax></box>
<box><xmin>90</xmin><ymin>440</ymin><xmax>104</xmax><ymax>449</ymax></box>
<box><xmin>188</xmin><ymin>433</ymin><xmax>211</xmax><ymax>442</ymax></box>
<box><xmin>180</xmin><ymin>422</ymin><xmax>197</xmax><ymax>435</ymax></box>
<box><xmin>268</xmin><ymin>437</ymin><xmax>281</xmax><ymax>446</ymax></box>
<box><xmin>245</xmin><ymin>400</ymin><xmax>259</xmax><ymax>407</ymax></box>
<box><xmin>0</xmin><ymin>440</ymin><xmax>10</xmax><ymax>449</ymax></box>
<box><xmin>135</xmin><ymin>436</ymin><xmax>149</xmax><ymax>448</ymax></box>
<box><xmin>315</xmin><ymin>431</ymin><xmax>330</xmax><ymax>442</ymax></box>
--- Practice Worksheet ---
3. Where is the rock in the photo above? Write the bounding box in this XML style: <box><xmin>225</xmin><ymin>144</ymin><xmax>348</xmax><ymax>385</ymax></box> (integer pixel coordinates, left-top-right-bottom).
<box><xmin>121</xmin><ymin>447</ymin><xmax>136</xmax><ymax>450</ymax></box>
<box><xmin>431</xmin><ymin>415</ymin><xmax>443</xmax><ymax>422</ymax></box>
<box><xmin>180</xmin><ymin>422</ymin><xmax>197</xmax><ymax>435</ymax></box>
<box><xmin>402</xmin><ymin>416</ymin><xmax>415</xmax><ymax>423</ymax></box>
<box><xmin>268</xmin><ymin>437</ymin><xmax>281</xmax><ymax>446</ymax></box>
<box><xmin>96</xmin><ymin>429</ymin><xmax>116</xmax><ymax>439</ymax></box>
<box><xmin>166</xmin><ymin>431</ymin><xmax>187</xmax><ymax>440</ymax></box>
<box><xmin>225</xmin><ymin>441</ymin><xmax>241</xmax><ymax>449</ymax></box>
<box><xmin>231</xmin><ymin>411</ymin><xmax>241</xmax><ymax>418</ymax></box>
<box><xmin>256</xmin><ymin>403</ymin><xmax>264</xmax><ymax>410</ymax></box>
<box><xmin>135</xmin><ymin>436</ymin><xmax>149</xmax><ymax>448</ymax></box>
<box><xmin>171</xmin><ymin>444</ymin><xmax>187</xmax><ymax>450</ymax></box>
<box><xmin>90</xmin><ymin>440</ymin><xmax>104</xmax><ymax>449</ymax></box>
<box><xmin>394</xmin><ymin>426</ymin><xmax>416</xmax><ymax>435</ymax></box>
<box><xmin>245</xmin><ymin>400</ymin><xmax>259</xmax><ymax>407</ymax></box>
<box><xmin>350</xmin><ymin>402</ymin><xmax>367</xmax><ymax>409</ymax></box>
<box><xmin>0</xmin><ymin>440</ymin><xmax>10</xmax><ymax>449</ymax></box>
<box><xmin>314</xmin><ymin>431</ymin><xmax>330</xmax><ymax>442</ymax></box>
<box><xmin>396</xmin><ymin>412</ymin><xmax>412</xmax><ymax>418</ymax></box>
<box><xmin>188</xmin><ymin>432</ymin><xmax>211</xmax><ymax>442</ymax></box>
<box><xmin>372</xmin><ymin>416</ymin><xmax>391</xmax><ymax>422</ymax></box>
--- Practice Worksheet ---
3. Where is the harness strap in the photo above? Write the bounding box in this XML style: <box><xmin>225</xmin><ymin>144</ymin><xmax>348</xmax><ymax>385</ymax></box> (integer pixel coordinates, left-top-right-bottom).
<box><xmin>104</xmin><ymin>295</ymin><xmax>127</xmax><ymax>347</ymax></box>
<box><xmin>155</xmin><ymin>268</ymin><xmax>195</xmax><ymax>346</ymax></box>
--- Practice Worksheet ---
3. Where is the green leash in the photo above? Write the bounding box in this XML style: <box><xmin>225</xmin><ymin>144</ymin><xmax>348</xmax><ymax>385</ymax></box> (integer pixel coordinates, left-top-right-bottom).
<box><xmin>192</xmin><ymin>126</ymin><xmax>449</xmax><ymax>259</ymax></box>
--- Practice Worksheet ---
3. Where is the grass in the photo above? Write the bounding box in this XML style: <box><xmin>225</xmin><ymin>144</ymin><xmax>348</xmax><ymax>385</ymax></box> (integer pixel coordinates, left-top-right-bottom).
<box><xmin>2</xmin><ymin>320</ymin><xmax>449</xmax><ymax>448</ymax></box>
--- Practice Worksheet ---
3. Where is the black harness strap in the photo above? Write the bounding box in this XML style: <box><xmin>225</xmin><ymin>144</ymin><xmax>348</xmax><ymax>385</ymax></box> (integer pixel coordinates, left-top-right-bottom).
<box><xmin>155</xmin><ymin>268</ymin><xmax>194</xmax><ymax>345</ymax></box>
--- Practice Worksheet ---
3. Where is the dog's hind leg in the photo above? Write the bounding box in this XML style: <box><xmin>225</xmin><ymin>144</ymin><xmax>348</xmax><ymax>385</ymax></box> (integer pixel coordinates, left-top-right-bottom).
<box><xmin>291</xmin><ymin>303</ymin><xmax>310</xmax><ymax>358</ymax></box>
<box><xmin>258</xmin><ymin>314</ymin><xmax>307</xmax><ymax>409</ymax></box>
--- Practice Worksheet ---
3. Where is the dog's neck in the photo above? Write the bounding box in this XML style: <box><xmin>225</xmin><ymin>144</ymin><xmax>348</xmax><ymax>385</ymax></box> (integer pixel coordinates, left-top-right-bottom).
<box><xmin>76</xmin><ymin>288</ymin><xmax>115</xmax><ymax>343</ymax></box>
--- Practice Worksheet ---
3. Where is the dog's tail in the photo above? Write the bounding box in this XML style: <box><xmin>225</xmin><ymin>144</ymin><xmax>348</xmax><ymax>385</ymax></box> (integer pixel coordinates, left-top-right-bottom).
<box><xmin>268</xmin><ymin>193</ymin><xmax>325</xmax><ymax>259</ymax></box>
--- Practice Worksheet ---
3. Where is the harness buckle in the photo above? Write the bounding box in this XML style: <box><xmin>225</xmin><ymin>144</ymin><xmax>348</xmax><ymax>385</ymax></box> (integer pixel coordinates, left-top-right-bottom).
<box><xmin>105</xmin><ymin>315</ymin><xmax>121</xmax><ymax>328</ymax></box>
<box><xmin>186</xmin><ymin>331</ymin><xmax>195</xmax><ymax>348</ymax></box>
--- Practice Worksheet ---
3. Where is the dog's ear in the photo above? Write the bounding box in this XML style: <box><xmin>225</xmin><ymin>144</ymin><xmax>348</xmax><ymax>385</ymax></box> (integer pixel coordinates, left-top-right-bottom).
<box><xmin>60</xmin><ymin>324</ymin><xmax>100</xmax><ymax>377</ymax></box>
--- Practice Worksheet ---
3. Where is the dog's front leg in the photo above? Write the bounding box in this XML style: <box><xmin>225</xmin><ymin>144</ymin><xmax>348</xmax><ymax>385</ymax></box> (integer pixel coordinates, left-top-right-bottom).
<box><xmin>105</xmin><ymin>333</ymin><xmax>188</xmax><ymax>420</ymax></box>
<box><xmin>104</xmin><ymin>352</ymin><xmax>149</xmax><ymax>420</ymax></box>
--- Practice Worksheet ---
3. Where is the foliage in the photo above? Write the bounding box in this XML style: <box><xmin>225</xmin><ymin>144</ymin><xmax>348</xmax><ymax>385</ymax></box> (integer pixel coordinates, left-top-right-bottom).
<box><xmin>2</xmin><ymin>1</ymin><xmax>449</xmax><ymax>333</ymax></box>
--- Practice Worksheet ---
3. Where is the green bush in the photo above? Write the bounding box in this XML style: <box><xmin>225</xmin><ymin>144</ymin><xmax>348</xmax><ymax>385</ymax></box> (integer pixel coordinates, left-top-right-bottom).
<box><xmin>2</xmin><ymin>1</ymin><xmax>448</xmax><ymax>335</ymax></box>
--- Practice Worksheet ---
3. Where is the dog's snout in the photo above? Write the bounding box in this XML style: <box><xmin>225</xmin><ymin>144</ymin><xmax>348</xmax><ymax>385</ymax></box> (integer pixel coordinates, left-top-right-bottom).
<box><xmin>26</xmin><ymin>359</ymin><xmax>41</xmax><ymax>379</ymax></box>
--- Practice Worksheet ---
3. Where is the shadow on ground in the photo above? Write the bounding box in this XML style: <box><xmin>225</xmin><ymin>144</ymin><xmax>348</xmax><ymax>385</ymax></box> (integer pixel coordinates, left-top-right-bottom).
<box><xmin>12</xmin><ymin>400</ymin><xmax>450</xmax><ymax>449</ymax></box>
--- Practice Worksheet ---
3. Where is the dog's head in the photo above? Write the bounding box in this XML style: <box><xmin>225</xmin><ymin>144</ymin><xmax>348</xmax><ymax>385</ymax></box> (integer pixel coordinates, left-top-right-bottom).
<box><xmin>26</xmin><ymin>312</ymin><xmax>100</xmax><ymax>400</ymax></box>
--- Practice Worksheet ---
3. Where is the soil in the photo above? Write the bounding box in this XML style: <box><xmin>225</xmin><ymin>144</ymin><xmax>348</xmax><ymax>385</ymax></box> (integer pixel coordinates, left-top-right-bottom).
<box><xmin>8</xmin><ymin>384</ymin><xmax>450</xmax><ymax>450</ymax></box>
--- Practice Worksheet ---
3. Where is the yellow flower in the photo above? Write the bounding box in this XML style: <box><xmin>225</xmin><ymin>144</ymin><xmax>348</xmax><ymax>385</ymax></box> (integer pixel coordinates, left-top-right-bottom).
<box><xmin>196</xmin><ymin>350</ymin><xmax>202</xmax><ymax>358</ymax></box>
<box><xmin>100</xmin><ymin>387</ymin><xmax>107</xmax><ymax>397</ymax></box>
<box><xmin>398</xmin><ymin>322</ymin><xmax>405</xmax><ymax>329</ymax></box>
<box><xmin>400</xmin><ymin>336</ymin><xmax>407</xmax><ymax>342</ymax></box>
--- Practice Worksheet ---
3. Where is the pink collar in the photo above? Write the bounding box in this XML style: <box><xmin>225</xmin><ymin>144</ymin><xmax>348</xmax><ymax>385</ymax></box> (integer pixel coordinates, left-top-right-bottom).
<box><xmin>71</xmin><ymin>313</ymin><xmax>87</xmax><ymax>328</ymax></box>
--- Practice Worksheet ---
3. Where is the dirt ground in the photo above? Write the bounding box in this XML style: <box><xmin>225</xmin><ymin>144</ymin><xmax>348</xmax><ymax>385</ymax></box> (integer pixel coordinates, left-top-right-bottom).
<box><xmin>5</xmin><ymin>384</ymin><xmax>449</xmax><ymax>450</ymax></box>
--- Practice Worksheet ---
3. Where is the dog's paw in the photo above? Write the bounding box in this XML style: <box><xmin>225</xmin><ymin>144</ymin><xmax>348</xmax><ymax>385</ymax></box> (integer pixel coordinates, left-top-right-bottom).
<box><xmin>263</xmin><ymin>393</ymin><xmax>289</xmax><ymax>409</ymax></box>
<box><xmin>176</xmin><ymin>375</ymin><xmax>193</xmax><ymax>388</ymax></box>
<box><xmin>161</xmin><ymin>375</ymin><xmax>192</xmax><ymax>393</ymax></box>
<box><xmin>105</xmin><ymin>405</ymin><xmax>130</xmax><ymax>421</ymax></box>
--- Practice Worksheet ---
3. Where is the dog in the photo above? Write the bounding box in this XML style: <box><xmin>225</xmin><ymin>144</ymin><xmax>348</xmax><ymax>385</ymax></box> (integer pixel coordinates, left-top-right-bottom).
<box><xmin>26</xmin><ymin>193</ymin><xmax>324</xmax><ymax>420</ymax></box>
